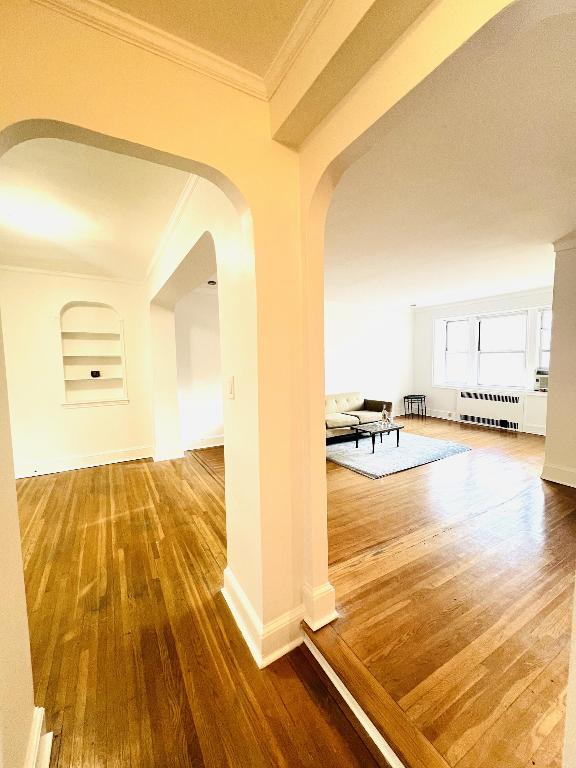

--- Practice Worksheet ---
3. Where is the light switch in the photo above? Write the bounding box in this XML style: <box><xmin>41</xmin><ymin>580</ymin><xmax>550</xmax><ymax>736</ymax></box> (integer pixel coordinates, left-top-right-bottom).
<box><xmin>227</xmin><ymin>376</ymin><xmax>235</xmax><ymax>400</ymax></box>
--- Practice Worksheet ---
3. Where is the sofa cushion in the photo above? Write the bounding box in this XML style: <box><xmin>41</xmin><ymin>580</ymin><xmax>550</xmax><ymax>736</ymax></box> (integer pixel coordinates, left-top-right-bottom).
<box><xmin>325</xmin><ymin>392</ymin><xmax>364</xmax><ymax>415</ymax></box>
<box><xmin>344</xmin><ymin>410</ymin><xmax>381</xmax><ymax>425</ymax></box>
<box><xmin>325</xmin><ymin>412</ymin><xmax>360</xmax><ymax>429</ymax></box>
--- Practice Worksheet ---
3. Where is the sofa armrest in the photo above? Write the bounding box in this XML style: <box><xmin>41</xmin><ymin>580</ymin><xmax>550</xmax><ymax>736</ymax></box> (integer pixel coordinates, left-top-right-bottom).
<box><xmin>364</xmin><ymin>399</ymin><xmax>393</xmax><ymax>414</ymax></box>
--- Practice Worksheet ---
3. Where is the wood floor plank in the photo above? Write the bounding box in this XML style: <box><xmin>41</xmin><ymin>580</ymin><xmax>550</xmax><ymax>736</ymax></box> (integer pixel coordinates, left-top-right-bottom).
<box><xmin>302</xmin><ymin>622</ymin><xmax>451</xmax><ymax>768</ymax></box>
<box><xmin>289</xmin><ymin>417</ymin><xmax>576</xmax><ymax>768</ymax></box>
<box><xmin>194</xmin><ymin>421</ymin><xmax>576</xmax><ymax>768</ymax></box>
<box><xmin>18</xmin><ymin>450</ymin><xmax>378</xmax><ymax>768</ymax></box>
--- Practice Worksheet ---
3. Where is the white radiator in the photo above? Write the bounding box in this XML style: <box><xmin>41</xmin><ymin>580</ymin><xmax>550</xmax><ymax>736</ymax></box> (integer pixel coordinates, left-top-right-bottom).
<box><xmin>458</xmin><ymin>391</ymin><xmax>523</xmax><ymax>431</ymax></box>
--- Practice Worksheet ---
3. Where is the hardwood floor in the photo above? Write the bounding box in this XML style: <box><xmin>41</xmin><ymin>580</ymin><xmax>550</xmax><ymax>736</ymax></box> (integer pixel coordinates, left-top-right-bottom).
<box><xmin>18</xmin><ymin>417</ymin><xmax>576</xmax><ymax>767</ymax></box>
<box><xmin>17</xmin><ymin>450</ymin><xmax>378</xmax><ymax>767</ymax></box>
<box><xmin>323</xmin><ymin>417</ymin><xmax>576</xmax><ymax>768</ymax></box>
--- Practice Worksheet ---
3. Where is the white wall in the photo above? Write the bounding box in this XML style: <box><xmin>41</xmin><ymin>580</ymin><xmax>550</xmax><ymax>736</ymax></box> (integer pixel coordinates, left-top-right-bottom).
<box><xmin>324</xmin><ymin>300</ymin><xmax>413</xmax><ymax>415</ymax></box>
<box><xmin>175</xmin><ymin>289</ymin><xmax>223</xmax><ymax>450</ymax></box>
<box><xmin>412</xmin><ymin>287</ymin><xmax>552</xmax><ymax>433</ymax></box>
<box><xmin>0</xmin><ymin>269</ymin><xmax>154</xmax><ymax>477</ymax></box>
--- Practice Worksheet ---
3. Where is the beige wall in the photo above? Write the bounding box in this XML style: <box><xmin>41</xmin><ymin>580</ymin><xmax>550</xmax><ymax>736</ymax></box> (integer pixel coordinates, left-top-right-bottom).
<box><xmin>0</xmin><ymin>313</ymin><xmax>35</xmax><ymax>768</ymax></box>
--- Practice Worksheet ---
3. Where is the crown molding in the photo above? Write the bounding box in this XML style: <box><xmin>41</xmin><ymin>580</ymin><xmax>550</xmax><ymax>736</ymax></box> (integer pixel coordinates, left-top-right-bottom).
<box><xmin>145</xmin><ymin>174</ymin><xmax>200</xmax><ymax>280</ymax></box>
<box><xmin>264</xmin><ymin>0</ymin><xmax>334</xmax><ymax>97</ymax></box>
<box><xmin>31</xmin><ymin>0</ymin><xmax>268</xmax><ymax>100</ymax></box>
<box><xmin>0</xmin><ymin>263</ymin><xmax>142</xmax><ymax>284</ymax></box>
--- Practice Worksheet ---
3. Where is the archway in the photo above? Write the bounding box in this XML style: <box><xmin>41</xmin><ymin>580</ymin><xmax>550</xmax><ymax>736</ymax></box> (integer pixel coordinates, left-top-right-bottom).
<box><xmin>0</xmin><ymin>117</ymin><xmax>332</xmax><ymax>768</ymax></box>
<box><xmin>298</xmin><ymin>1</ymin><xmax>576</xmax><ymax>766</ymax></box>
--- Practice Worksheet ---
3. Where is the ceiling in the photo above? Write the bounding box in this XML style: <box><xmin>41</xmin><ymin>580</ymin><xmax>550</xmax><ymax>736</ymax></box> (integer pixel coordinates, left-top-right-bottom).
<box><xmin>100</xmin><ymin>0</ymin><xmax>308</xmax><ymax>75</ymax></box>
<box><xmin>325</xmin><ymin>1</ymin><xmax>576</xmax><ymax>306</ymax></box>
<box><xmin>0</xmin><ymin>139</ymin><xmax>191</xmax><ymax>281</ymax></box>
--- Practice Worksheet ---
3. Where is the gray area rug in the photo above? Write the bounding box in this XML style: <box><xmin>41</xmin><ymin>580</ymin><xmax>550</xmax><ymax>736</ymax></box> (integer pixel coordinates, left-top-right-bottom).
<box><xmin>326</xmin><ymin>431</ymin><xmax>470</xmax><ymax>479</ymax></box>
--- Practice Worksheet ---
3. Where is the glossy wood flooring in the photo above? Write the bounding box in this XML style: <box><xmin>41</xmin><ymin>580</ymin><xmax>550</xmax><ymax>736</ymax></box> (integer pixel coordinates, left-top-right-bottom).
<box><xmin>323</xmin><ymin>417</ymin><xmax>576</xmax><ymax>768</ymax></box>
<box><xmin>17</xmin><ymin>450</ymin><xmax>378</xmax><ymax>767</ymax></box>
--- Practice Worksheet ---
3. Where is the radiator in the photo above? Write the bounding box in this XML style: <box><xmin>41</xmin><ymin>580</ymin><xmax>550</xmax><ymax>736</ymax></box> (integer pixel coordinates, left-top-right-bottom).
<box><xmin>458</xmin><ymin>391</ymin><xmax>523</xmax><ymax>431</ymax></box>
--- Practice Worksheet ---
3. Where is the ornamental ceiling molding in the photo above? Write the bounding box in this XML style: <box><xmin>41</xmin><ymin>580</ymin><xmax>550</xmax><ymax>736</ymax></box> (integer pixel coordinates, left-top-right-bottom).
<box><xmin>32</xmin><ymin>0</ymin><xmax>267</xmax><ymax>99</ymax></box>
<box><xmin>32</xmin><ymin>0</ymin><xmax>334</xmax><ymax>101</ymax></box>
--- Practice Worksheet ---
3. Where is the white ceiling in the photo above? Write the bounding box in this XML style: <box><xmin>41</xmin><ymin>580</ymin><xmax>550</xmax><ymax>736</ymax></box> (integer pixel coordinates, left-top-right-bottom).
<box><xmin>325</xmin><ymin>0</ymin><xmax>576</xmax><ymax>307</ymax></box>
<box><xmin>0</xmin><ymin>139</ymin><xmax>190</xmax><ymax>281</ymax></box>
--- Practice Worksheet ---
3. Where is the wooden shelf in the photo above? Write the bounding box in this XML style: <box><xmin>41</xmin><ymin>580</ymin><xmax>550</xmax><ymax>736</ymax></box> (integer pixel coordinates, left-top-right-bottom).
<box><xmin>64</xmin><ymin>376</ymin><xmax>123</xmax><ymax>383</ymax></box>
<box><xmin>61</xmin><ymin>302</ymin><xmax>127</xmax><ymax>405</ymax></box>
<box><xmin>61</xmin><ymin>331</ymin><xmax>121</xmax><ymax>340</ymax></box>
<box><xmin>63</xmin><ymin>354</ymin><xmax>122</xmax><ymax>360</ymax></box>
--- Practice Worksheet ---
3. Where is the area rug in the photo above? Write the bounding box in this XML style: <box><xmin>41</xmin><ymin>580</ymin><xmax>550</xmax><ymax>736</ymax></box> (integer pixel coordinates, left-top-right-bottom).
<box><xmin>326</xmin><ymin>431</ymin><xmax>470</xmax><ymax>479</ymax></box>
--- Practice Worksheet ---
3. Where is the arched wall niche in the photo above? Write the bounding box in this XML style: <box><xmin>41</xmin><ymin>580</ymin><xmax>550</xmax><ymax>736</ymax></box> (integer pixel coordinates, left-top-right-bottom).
<box><xmin>59</xmin><ymin>301</ymin><xmax>126</xmax><ymax>405</ymax></box>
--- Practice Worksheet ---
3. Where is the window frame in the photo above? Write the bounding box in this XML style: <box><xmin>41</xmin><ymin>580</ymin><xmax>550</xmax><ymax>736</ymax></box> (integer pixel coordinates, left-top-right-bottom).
<box><xmin>443</xmin><ymin>318</ymin><xmax>470</xmax><ymax>386</ymax></box>
<box><xmin>537</xmin><ymin>307</ymin><xmax>552</xmax><ymax>371</ymax></box>
<box><xmin>475</xmin><ymin>310</ymin><xmax>528</xmax><ymax>389</ymax></box>
<box><xmin>433</xmin><ymin>306</ymin><xmax>550</xmax><ymax>392</ymax></box>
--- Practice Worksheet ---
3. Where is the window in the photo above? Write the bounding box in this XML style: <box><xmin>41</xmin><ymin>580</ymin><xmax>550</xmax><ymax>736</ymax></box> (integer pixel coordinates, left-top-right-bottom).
<box><xmin>538</xmin><ymin>308</ymin><xmax>552</xmax><ymax>370</ymax></box>
<box><xmin>477</xmin><ymin>313</ymin><xmax>527</xmax><ymax>387</ymax></box>
<box><xmin>434</xmin><ymin>307</ymin><xmax>549</xmax><ymax>390</ymax></box>
<box><xmin>444</xmin><ymin>319</ymin><xmax>469</xmax><ymax>383</ymax></box>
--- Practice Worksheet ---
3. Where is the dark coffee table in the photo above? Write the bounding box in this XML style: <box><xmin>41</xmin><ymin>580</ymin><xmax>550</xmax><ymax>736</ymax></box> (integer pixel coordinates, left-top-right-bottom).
<box><xmin>351</xmin><ymin>422</ymin><xmax>404</xmax><ymax>453</ymax></box>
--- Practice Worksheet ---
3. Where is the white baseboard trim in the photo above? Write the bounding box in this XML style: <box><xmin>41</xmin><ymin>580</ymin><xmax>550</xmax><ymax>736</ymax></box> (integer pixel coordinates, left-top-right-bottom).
<box><xmin>303</xmin><ymin>635</ymin><xmax>405</xmax><ymax>768</ymax></box>
<box><xmin>303</xmin><ymin>581</ymin><xmax>338</xmax><ymax>631</ymax></box>
<box><xmin>425</xmin><ymin>409</ymin><xmax>458</xmax><ymax>421</ymax></box>
<box><xmin>222</xmin><ymin>567</ymin><xmax>304</xmax><ymax>668</ymax></box>
<box><xmin>24</xmin><ymin>707</ymin><xmax>53</xmax><ymax>768</ymax></box>
<box><xmin>524</xmin><ymin>423</ymin><xmax>547</xmax><ymax>436</ymax></box>
<box><xmin>15</xmin><ymin>445</ymin><xmax>154</xmax><ymax>478</ymax></box>
<box><xmin>542</xmin><ymin>462</ymin><xmax>576</xmax><ymax>488</ymax></box>
<box><xmin>153</xmin><ymin>449</ymin><xmax>185</xmax><ymax>463</ymax></box>
<box><xmin>426</xmin><ymin>411</ymin><xmax>547</xmax><ymax>436</ymax></box>
<box><xmin>185</xmin><ymin>434</ymin><xmax>224</xmax><ymax>450</ymax></box>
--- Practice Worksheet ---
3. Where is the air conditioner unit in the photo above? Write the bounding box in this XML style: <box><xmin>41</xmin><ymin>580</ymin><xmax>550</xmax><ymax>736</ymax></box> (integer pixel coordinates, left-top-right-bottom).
<box><xmin>534</xmin><ymin>369</ymin><xmax>549</xmax><ymax>392</ymax></box>
<box><xmin>458</xmin><ymin>391</ymin><xmax>523</xmax><ymax>431</ymax></box>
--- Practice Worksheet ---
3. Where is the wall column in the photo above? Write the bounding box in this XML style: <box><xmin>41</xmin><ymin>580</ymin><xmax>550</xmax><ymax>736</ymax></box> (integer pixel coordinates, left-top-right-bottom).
<box><xmin>542</xmin><ymin>233</ymin><xmax>576</xmax><ymax>488</ymax></box>
<box><xmin>149</xmin><ymin>303</ymin><xmax>184</xmax><ymax>462</ymax></box>
<box><xmin>0</xmin><ymin>311</ymin><xmax>47</xmax><ymax>767</ymax></box>
<box><xmin>300</xmin><ymin>175</ymin><xmax>338</xmax><ymax>630</ymax></box>
<box><xmin>544</xmin><ymin>233</ymin><xmax>576</xmax><ymax>766</ymax></box>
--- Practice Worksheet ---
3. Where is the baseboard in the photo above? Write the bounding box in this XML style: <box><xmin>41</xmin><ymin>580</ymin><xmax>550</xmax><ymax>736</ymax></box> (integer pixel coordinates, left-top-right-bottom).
<box><xmin>542</xmin><ymin>462</ymin><xmax>576</xmax><ymax>488</ymax></box>
<box><xmin>15</xmin><ymin>445</ymin><xmax>154</xmax><ymax>478</ymax></box>
<box><xmin>222</xmin><ymin>567</ymin><xmax>304</xmax><ymax>668</ymax></box>
<box><xmin>303</xmin><ymin>636</ymin><xmax>404</xmax><ymax>768</ymax></box>
<box><xmin>425</xmin><ymin>409</ymin><xmax>457</xmax><ymax>421</ymax></box>
<box><xmin>185</xmin><ymin>434</ymin><xmax>224</xmax><ymax>450</ymax></box>
<box><xmin>425</xmin><ymin>411</ymin><xmax>547</xmax><ymax>436</ymax></box>
<box><xmin>153</xmin><ymin>449</ymin><xmax>185</xmax><ymax>462</ymax></box>
<box><xmin>24</xmin><ymin>707</ymin><xmax>53</xmax><ymax>768</ymax></box>
<box><xmin>524</xmin><ymin>423</ymin><xmax>547</xmax><ymax>436</ymax></box>
<box><xmin>303</xmin><ymin>581</ymin><xmax>338</xmax><ymax>631</ymax></box>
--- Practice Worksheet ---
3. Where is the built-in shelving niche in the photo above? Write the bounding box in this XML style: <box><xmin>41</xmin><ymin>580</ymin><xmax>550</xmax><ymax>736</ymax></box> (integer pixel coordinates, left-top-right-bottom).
<box><xmin>60</xmin><ymin>302</ymin><xmax>127</xmax><ymax>405</ymax></box>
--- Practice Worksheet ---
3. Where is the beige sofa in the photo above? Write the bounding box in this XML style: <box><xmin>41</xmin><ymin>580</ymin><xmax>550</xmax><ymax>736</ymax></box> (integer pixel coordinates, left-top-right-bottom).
<box><xmin>325</xmin><ymin>392</ymin><xmax>393</xmax><ymax>439</ymax></box>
